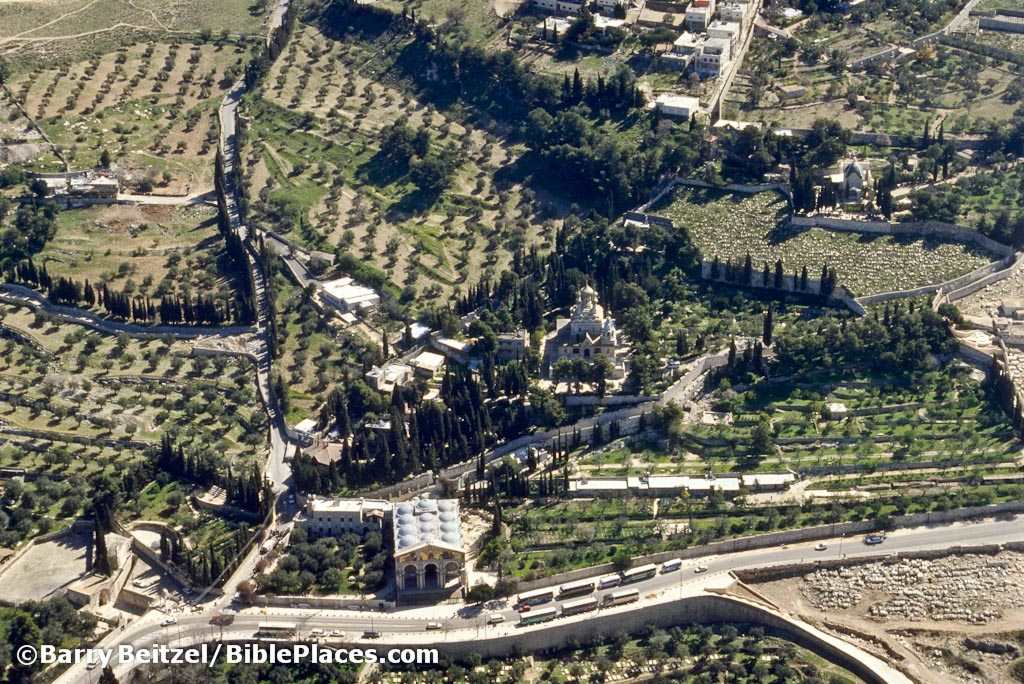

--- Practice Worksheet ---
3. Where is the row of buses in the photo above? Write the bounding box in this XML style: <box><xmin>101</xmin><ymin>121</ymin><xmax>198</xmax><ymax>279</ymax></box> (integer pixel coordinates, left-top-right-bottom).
<box><xmin>515</xmin><ymin>560</ymin><xmax>684</xmax><ymax>623</ymax></box>
<box><xmin>517</xmin><ymin>589</ymin><xmax>641</xmax><ymax>626</ymax></box>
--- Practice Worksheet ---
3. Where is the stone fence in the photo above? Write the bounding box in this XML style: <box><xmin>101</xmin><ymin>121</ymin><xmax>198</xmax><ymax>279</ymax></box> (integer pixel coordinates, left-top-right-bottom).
<box><xmin>788</xmin><ymin>216</ymin><xmax>1014</xmax><ymax>258</ymax></box>
<box><xmin>944</xmin><ymin>252</ymin><xmax>1024</xmax><ymax>303</ymax></box>
<box><xmin>734</xmin><ymin>540</ymin><xmax>1021</xmax><ymax>583</ymax></box>
<box><xmin>513</xmin><ymin>501</ymin><xmax>1024</xmax><ymax>593</ymax></box>
<box><xmin>248</xmin><ymin>594</ymin><xmax>394</xmax><ymax>610</ymax></box>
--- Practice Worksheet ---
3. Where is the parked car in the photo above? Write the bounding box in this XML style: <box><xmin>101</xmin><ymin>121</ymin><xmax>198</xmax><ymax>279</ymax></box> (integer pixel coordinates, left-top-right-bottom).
<box><xmin>487</xmin><ymin>613</ymin><xmax>506</xmax><ymax>625</ymax></box>
<box><xmin>425</xmin><ymin>622</ymin><xmax>443</xmax><ymax>631</ymax></box>
<box><xmin>362</xmin><ymin>630</ymin><xmax>381</xmax><ymax>639</ymax></box>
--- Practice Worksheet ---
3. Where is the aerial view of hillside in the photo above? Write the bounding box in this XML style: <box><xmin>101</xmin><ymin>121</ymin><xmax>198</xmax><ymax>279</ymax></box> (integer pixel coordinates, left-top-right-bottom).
<box><xmin>1</xmin><ymin>0</ymin><xmax>1024</xmax><ymax>682</ymax></box>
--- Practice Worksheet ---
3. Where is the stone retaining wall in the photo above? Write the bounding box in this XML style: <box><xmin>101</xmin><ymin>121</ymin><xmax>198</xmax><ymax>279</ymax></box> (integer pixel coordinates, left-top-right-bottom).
<box><xmin>513</xmin><ymin>502</ymin><xmax>1024</xmax><ymax>592</ymax></box>
<box><xmin>734</xmin><ymin>542</ymin><xmax>1009</xmax><ymax>583</ymax></box>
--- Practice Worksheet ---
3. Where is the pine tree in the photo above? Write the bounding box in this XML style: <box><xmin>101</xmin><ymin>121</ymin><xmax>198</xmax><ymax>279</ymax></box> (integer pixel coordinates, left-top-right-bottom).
<box><xmin>763</xmin><ymin>305</ymin><xmax>774</xmax><ymax>346</ymax></box>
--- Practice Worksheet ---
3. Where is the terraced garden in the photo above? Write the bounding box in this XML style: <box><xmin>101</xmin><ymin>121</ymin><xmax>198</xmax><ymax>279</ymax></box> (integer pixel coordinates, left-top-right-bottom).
<box><xmin>9</xmin><ymin>39</ymin><xmax>250</xmax><ymax>190</ymax></box>
<box><xmin>0</xmin><ymin>0</ymin><xmax>266</xmax><ymax>70</ymax></box>
<box><xmin>501</xmin><ymin>480</ymin><xmax>1023</xmax><ymax>581</ymax></box>
<box><xmin>269</xmin><ymin>268</ymin><xmax>379</xmax><ymax>424</ymax></box>
<box><xmin>654</xmin><ymin>187</ymin><xmax>995</xmax><ymax>296</ymax></box>
<box><xmin>241</xmin><ymin>25</ymin><xmax>556</xmax><ymax>298</ymax></box>
<box><xmin>0</xmin><ymin>302</ymin><xmax>267</xmax><ymax>464</ymax></box>
<box><xmin>36</xmin><ymin>203</ymin><xmax>243</xmax><ymax>304</ymax></box>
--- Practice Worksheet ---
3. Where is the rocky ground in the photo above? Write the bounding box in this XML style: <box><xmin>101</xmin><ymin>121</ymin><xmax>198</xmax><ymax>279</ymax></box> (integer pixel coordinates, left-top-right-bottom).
<box><xmin>754</xmin><ymin>552</ymin><xmax>1024</xmax><ymax>684</ymax></box>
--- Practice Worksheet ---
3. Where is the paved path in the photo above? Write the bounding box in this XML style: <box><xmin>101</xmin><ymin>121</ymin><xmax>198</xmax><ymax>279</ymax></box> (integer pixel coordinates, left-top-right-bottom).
<box><xmin>116</xmin><ymin>190</ymin><xmax>215</xmax><ymax>206</ymax></box>
<box><xmin>56</xmin><ymin>515</ymin><xmax>1024</xmax><ymax>684</ymax></box>
<box><xmin>0</xmin><ymin>283</ymin><xmax>255</xmax><ymax>339</ymax></box>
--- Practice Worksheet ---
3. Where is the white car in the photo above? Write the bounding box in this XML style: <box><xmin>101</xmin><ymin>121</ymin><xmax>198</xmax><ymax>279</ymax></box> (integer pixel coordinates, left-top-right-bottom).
<box><xmin>814</xmin><ymin>543</ymin><xmax>828</xmax><ymax>551</ymax></box>
<box><xmin>694</xmin><ymin>565</ymin><xmax>708</xmax><ymax>574</ymax></box>
<box><xmin>330</xmin><ymin>629</ymin><xmax>345</xmax><ymax>637</ymax></box>
<box><xmin>487</xmin><ymin>613</ymin><xmax>506</xmax><ymax>625</ymax></box>
<box><xmin>161</xmin><ymin>617</ymin><xmax>177</xmax><ymax>627</ymax></box>
<box><xmin>425</xmin><ymin>622</ymin><xmax>443</xmax><ymax>631</ymax></box>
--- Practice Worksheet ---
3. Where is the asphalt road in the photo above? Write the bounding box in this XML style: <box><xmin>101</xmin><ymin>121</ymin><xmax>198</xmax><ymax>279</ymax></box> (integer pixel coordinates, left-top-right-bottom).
<box><xmin>56</xmin><ymin>516</ymin><xmax>1024</xmax><ymax>683</ymax></box>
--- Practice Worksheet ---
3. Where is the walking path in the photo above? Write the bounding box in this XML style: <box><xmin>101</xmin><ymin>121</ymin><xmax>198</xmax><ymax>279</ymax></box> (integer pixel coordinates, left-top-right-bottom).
<box><xmin>0</xmin><ymin>283</ymin><xmax>254</xmax><ymax>339</ymax></box>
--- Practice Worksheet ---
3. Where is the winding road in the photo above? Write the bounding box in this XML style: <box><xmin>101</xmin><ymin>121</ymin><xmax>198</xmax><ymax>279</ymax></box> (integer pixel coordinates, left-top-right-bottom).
<box><xmin>54</xmin><ymin>515</ymin><xmax>1024</xmax><ymax>683</ymax></box>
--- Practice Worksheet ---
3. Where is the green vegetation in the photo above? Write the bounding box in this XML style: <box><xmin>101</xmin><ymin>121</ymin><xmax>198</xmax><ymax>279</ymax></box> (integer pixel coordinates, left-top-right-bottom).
<box><xmin>240</xmin><ymin>25</ymin><xmax>554</xmax><ymax>298</ymax></box>
<box><xmin>0</xmin><ymin>303</ymin><xmax>267</xmax><ymax>545</ymax></box>
<box><xmin>655</xmin><ymin>187</ymin><xmax>995</xmax><ymax>296</ymax></box>
<box><xmin>0</xmin><ymin>597</ymin><xmax>98</xmax><ymax>683</ymax></box>
<box><xmin>256</xmin><ymin>526</ymin><xmax>387</xmax><ymax>595</ymax></box>
<box><xmin>35</xmin><ymin>204</ymin><xmax>244</xmax><ymax>307</ymax></box>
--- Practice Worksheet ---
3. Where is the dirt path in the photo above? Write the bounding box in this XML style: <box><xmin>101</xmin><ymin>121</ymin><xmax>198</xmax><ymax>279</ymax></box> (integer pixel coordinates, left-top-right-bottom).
<box><xmin>0</xmin><ymin>0</ymin><xmax>105</xmax><ymax>44</ymax></box>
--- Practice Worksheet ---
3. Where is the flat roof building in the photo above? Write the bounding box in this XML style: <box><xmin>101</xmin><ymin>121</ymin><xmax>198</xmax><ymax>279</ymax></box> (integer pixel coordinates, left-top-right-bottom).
<box><xmin>321</xmin><ymin>277</ymin><xmax>380</xmax><ymax>314</ymax></box>
<box><xmin>299</xmin><ymin>497</ymin><xmax>391</xmax><ymax>539</ymax></box>
<box><xmin>656</xmin><ymin>93</ymin><xmax>702</xmax><ymax>120</ymax></box>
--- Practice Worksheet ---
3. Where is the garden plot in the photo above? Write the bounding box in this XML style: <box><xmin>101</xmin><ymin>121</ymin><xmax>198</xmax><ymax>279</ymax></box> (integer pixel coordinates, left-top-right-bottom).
<box><xmin>10</xmin><ymin>40</ymin><xmax>247</xmax><ymax>188</ymax></box>
<box><xmin>242</xmin><ymin>25</ymin><xmax>556</xmax><ymax>298</ymax></box>
<box><xmin>0</xmin><ymin>0</ymin><xmax>265</xmax><ymax>70</ymax></box>
<box><xmin>37</xmin><ymin>204</ymin><xmax>243</xmax><ymax>307</ymax></box>
<box><xmin>269</xmin><ymin>271</ymin><xmax>376</xmax><ymax>424</ymax></box>
<box><xmin>654</xmin><ymin>187</ymin><xmax>994</xmax><ymax>296</ymax></box>
<box><xmin>0</xmin><ymin>303</ymin><xmax>268</xmax><ymax>462</ymax></box>
<box><xmin>679</xmin><ymin>366</ymin><xmax>1018</xmax><ymax>475</ymax></box>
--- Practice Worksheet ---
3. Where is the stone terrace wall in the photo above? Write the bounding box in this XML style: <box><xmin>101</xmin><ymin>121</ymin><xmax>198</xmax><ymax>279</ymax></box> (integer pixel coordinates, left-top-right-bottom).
<box><xmin>410</xmin><ymin>594</ymin><xmax>903</xmax><ymax>684</ymax></box>
<box><xmin>513</xmin><ymin>502</ymin><xmax>1024</xmax><ymax>593</ymax></box>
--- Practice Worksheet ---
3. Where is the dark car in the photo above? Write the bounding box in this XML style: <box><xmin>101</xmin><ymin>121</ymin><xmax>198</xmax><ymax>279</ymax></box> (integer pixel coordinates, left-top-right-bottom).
<box><xmin>864</xmin><ymin>535</ymin><xmax>885</xmax><ymax>545</ymax></box>
<box><xmin>362</xmin><ymin>630</ymin><xmax>381</xmax><ymax>639</ymax></box>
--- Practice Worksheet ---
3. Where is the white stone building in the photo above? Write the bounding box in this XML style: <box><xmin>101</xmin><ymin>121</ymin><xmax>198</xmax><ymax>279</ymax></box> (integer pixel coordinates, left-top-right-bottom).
<box><xmin>393</xmin><ymin>497</ymin><xmax>466</xmax><ymax>600</ymax></box>
<box><xmin>321</xmin><ymin>277</ymin><xmax>380</xmax><ymax>314</ymax></box>
<box><xmin>696</xmin><ymin>37</ymin><xmax>731</xmax><ymax>77</ymax></box>
<box><xmin>685</xmin><ymin>0</ymin><xmax>715</xmax><ymax>31</ymax></box>
<box><xmin>656</xmin><ymin>93</ymin><xmax>702</xmax><ymax>120</ymax></box>
<box><xmin>298</xmin><ymin>497</ymin><xmax>391</xmax><ymax>539</ymax></box>
<box><xmin>532</xmin><ymin>0</ymin><xmax>586</xmax><ymax>13</ymax></box>
<box><xmin>707</xmin><ymin>20</ymin><xmax>741</xmax><ymax>49</ymax></box>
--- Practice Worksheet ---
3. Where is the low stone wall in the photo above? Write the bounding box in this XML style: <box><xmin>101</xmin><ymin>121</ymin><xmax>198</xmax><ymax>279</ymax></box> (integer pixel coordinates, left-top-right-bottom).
<box><xmin>734</xmin><ymin>542</ymin><xmax>1007</xmax><ymax>584</ymax></box>
<box><xmin>407</xmin><ymin>594</ymin><xmax>904</xmax><ymax>684</ymax></box>
<box><xmin>945</xmin><ymin>253</ymin><xmax>1023</xmax><ymax>302</ymax></box>
<box><xmin>563</xmin><ymin>394</ymin><xmax>654</xmax><ymax>407</ymax></box>
<box><xmin>191</xmin><ymin>492</ymin><xmax>262</xmax><ymax>522</ymax></box>
<box><xmin>249</xmin><ymin>594</ymin><xmax>394</xmax><ymax>610</ymax></box>
<box><xmin>514</xmin><ymin>502</ymin><xmax>1024</xmax><ymax>593</ymax></box>
<box><xmin>789</xmin><ymin>216</ymin><xmax>1014</xmax><ymax>258</ymax></box>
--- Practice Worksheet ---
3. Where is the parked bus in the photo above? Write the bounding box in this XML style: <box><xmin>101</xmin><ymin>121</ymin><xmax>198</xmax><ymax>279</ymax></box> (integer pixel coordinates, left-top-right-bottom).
<box><xmin>597</xmin><ymin>573</ymin><xmax>621</xmax><ymax>590</ymax></box>
<box><xmin>660</xmin><ymin>558</ymin><xmax>682</xmax><ymax>573</ymax></box>
<box><xmin>257</xmin><ymin>623</ymin><xmax>297</xmax><ymax>637</ymax></box>
<box><xmin>560</xmin><ymin>596</ymin><xmax>599</xmax><ymax>616</ymax></box>
<box><xmin>518</xmin><ymin>607</ymin><xmax>559</xmax><ymax>626</ymax></box>
<box><xmin>516</xmin><ymin>587</ymin><xmax>556</xmax><ymax>610</ymax></box>
<box><xmin>558</xmin><ymin>578</ymin><xmax>595</xmax><ymax>599</ymax></box>
<box><xmin>621</xmin><ymin>563</ymin><xmax>658</xmax><ymax>584</ymax></box>
<box><xmin>602</xmin><ymin>589</ymin><xmax>640</xmax><ymax>607</ymax></box>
